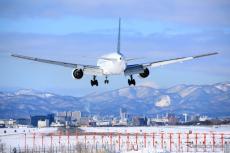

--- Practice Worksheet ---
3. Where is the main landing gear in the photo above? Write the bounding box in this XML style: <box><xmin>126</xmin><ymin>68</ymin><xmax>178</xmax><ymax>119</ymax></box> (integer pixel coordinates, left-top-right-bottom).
<box><xmin>128</xmin><ymin>75</ymin><xmax>136</xmax><ymax>86</ymax></box>
<box><xmin>91</xmin><ymin>75</ymin><xmax>98</xmax><ymax>86</ymax></box>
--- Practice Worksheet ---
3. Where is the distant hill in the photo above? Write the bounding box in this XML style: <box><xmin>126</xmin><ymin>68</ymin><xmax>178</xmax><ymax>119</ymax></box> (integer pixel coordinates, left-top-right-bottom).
<box><xmin>0</xmin><ymin>82</ymin><xmax>230</xmax><ymax>118</ymax></box>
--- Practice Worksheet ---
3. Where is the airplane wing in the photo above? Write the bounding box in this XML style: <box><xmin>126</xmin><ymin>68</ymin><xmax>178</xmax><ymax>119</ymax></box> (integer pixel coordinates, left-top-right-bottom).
<box><xmin>11</xmin><ymin>54</ymin><xmax>103</xmax><ymax>76</ymax></box>
<box><xmin>124</xmin><ymin>52</ymin><xmax>218</xmax><ymax>76</ymax></box>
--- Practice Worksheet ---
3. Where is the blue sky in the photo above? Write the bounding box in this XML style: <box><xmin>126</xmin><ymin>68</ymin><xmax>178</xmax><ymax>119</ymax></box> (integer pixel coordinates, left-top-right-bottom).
<box><xmin>0</xmin><ymin>0</ymin><xmax>230</xmax><ymax>96</ymax></box>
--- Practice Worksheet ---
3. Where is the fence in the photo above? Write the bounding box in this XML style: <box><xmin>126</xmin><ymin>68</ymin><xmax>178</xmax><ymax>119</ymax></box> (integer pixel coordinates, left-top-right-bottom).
<box><xmin>1</xmin><ymin>130</ymin><xmax>230</xmax><ymax>153</ymax></box>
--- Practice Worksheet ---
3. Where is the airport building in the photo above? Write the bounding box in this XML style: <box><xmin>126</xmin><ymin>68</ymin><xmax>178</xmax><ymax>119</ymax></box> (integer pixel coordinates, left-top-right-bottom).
<box><xmin>132</xmin><ymin>117</ymin><xmax>148</xmax><ymax>126</ymax></box>
<box><xmin>38</xmin><ymin>119</ymin><xmax>49</xmax><ymax>128</ymax></box>
<box><xmin>30</xmin><ymin>116</ymin><xmax>47</xmax><ymax>127</ymax></box>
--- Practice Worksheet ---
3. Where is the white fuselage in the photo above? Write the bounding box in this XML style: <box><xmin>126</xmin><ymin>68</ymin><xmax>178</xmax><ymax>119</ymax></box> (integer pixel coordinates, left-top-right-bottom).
<box><xmin>97</xmin><ymin>52</ymin><xmax>127</xmax><ymax>75</ymax></box>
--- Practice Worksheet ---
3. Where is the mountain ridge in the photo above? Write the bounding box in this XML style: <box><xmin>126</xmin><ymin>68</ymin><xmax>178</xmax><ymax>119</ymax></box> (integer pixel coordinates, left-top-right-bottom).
<box><xmin>0</xmin><ymin>82</ymin><xmax>230</xmax><ymax>118</ymax></box>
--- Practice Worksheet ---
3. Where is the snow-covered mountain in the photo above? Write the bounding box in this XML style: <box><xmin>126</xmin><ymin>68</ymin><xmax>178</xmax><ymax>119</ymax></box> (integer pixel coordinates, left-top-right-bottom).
<box><xmin>15</xmin><ymin>89</ymin><xmax>55</xmax><ymax>98</ymax></box>
<box><xmin>0</xmin><ymin>82</ymin><xmax>230</xmax><ymax>118</ymax></box>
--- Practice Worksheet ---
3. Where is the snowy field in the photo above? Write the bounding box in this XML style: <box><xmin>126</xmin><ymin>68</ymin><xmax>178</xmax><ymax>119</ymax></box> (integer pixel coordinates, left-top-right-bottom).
<box><xmin>0</xmin><ymin>126</ymin><xmax>230</xmax><ymax>153</ymax></box>
<box><xmin>80</xmin><ymin>125</ymin><xmax>230</xmax><ymax>133</ymax></box>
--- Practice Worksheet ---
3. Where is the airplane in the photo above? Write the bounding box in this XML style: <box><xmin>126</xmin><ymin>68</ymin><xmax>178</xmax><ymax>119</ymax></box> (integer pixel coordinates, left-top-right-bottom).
<box><xmin>11</xmin><ymin>19</ymin><xmax>218</xmax><ymax>87</ymax></box>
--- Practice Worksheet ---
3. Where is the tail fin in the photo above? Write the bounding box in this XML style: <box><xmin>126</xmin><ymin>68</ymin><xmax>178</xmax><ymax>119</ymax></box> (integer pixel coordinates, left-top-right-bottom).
<box><xmin>117</xmin><ymin>18</ymin><xmax>121</xmax><ymax>54</ymax></box>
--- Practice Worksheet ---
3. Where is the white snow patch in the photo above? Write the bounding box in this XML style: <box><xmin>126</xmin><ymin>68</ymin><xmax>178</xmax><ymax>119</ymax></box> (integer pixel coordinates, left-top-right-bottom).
<box><xmin>215</xmin><ymin>83</ymin><xmax>230</xmax><ymax>92</ymax></box>
<box><xmin>15</xmin><ymin>89</ymin><xmax>55</xmax><ymax>98</ymax></box>
<box><xmin>118</xmin><ymin>87</ymin><xmax>136</xmax><ymax>99</ymax></box>
<box><xmin>166</xmin><ymin>85</ymin><xmax>187</xmax><ymax>93</ymax></box>
<box><xmin>15</xmin><ymin>89</ymin><xmax>35</xmax><ymax>95</ymax></box>
<box><xmin>179</xmin><ymin>86</ymin><xmax>199</xmax><ymax>97</ymax></box>
<box><xmin>41</xmin><ymin>93</ymin><xmax>54</xmax><ymax>98</ymax></box>
<box><xmin>155</xmin><ymin>95</ymin><xmax>171</xmax><ymax>107</ymax></box>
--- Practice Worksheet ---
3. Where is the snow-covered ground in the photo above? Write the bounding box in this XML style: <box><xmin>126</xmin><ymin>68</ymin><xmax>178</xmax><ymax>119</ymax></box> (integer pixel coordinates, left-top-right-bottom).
<box><xmin>80</xmin><ymin>125</ymin><xmax>230</xmax><ymax>133</ymax></box>
<box><xmin>0</xmin><ymin>127</ymin><xmax>57</xmax><ymax>136</ymax></box>
<box><xmin>0</xmin><ymin>126</ymin><xmax>230</xmax><ymax>153</ymax></box>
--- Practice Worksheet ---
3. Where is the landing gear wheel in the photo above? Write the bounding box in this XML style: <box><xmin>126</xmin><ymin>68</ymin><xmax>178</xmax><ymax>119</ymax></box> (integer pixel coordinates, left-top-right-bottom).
<box><xmin>132</xmin><ymin>79</ymin><xmax>136</xmax><ymax>86</ymax></box>
<box><xmin>104</xmin><ymin>80</ymin><xmax>109</xmax><ymax>84</ymax></box>
<box><xmin>91</xmin><ymin>80</ymin><xmax>94</xmax><ymax>86</ymax></box>
<box><xmin>95</xmin><ymin>80</ymin><xmax>98</xmax><ymax>86</ymax></box>
<box><xmin>91</xmin><ymin>76</ymin><xmax>99</xmax><ymax>86</ymax></box>
<box><xmin>128</xmin><ymin>75</ymin><xmax>136</xmax><ymax>86</ymax></box>
<box><xmin>91</xmin><ymin>80</ymin><xmax>99</xmax><ymax>86</ymax></box>
<box><xmin>128</xmin><ymin>79</ymin><xmax>131</xmax><ymax>86</ymax></box>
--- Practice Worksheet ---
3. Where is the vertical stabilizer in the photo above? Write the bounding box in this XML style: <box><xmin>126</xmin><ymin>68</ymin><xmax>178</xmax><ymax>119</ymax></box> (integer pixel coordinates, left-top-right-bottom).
<box><xmin>117</xmin><ymin>18</ymin><xmax>121</xmax><ymax>54</ymax></box>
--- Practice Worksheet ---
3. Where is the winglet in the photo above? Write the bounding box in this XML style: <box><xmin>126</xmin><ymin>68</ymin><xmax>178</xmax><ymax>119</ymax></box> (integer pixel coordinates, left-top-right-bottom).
<box><xmin>117</xmin><ymin>18</ymin><xmax>121</xmax><ymax>54</ymax></box>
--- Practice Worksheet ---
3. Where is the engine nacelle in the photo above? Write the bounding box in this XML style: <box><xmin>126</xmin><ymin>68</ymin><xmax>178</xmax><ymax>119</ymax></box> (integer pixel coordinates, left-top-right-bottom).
<box><xmin>139</xmin><ymin>68</ymin><xmax>150</xmax><ymax>78</ymax></box>
<box><xmin>72</xmin><ymin>69</ymin><xmax>83</xmax><ymax>79</ymax></box>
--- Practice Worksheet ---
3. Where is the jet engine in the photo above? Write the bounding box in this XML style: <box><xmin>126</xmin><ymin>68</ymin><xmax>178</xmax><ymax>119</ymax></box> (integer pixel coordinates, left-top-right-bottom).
<box><xmin>139</xmin><ymin>68</ymin><xmax>149</xmax><ymax>78</ymax></box>
<box><xmin>72</xmin><ymin>69</ymin><xmax>83</xmax><ymax>79</ymax></box>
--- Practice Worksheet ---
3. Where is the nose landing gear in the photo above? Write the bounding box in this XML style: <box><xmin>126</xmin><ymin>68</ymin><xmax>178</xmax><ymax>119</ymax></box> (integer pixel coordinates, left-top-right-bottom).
<box><xmin>128</xmin><ymin>75</ymin><xmax>136</xmax><ymax>86</ymax></box>
<box><xmin>104</xmin><ymin>76</ymin><xmax>109</xmax><ymax>84</ymax></box>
